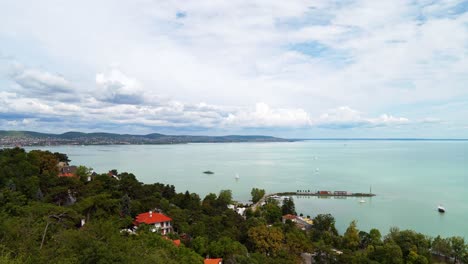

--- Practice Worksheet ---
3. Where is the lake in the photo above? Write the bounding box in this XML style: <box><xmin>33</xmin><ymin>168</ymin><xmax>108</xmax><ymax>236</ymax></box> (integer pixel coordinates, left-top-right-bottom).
<box><xmin>26</xmin><ymin>140</ymin><xmax>468</xmax><ymax>238</ymax></box>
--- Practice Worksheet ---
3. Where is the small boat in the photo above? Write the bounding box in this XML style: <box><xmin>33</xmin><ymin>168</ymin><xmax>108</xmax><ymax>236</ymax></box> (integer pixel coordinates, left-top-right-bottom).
<box><xmin>235</xmin><ymin>174</ymin><xmax>240</xmax><ymax>180</ymax></box>
<box><xmin>438</xmin><ymin>205</ymin><xmax>445</xmax><ymax>213</ymax></box>
<box><xmin>203</xmin><ymin>171</ymin><xmax>214</xmax><ymax>174</ymax></box>
<box><xmin>359</xmin><ymin>199</ymin><xmax>366</xmax><ymax>203</ymax></box>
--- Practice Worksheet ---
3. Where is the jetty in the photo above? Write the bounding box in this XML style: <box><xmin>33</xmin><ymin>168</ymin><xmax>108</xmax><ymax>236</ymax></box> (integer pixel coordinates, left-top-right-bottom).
<box><xmin>251</xmin><ymin>190</ymin><xmax>375</xmax><ymax>211</ymax></box>
<box><xmin>278</xmin><ymin>190</ymin><xmax>375</xmax><ymax>197</ymax></box>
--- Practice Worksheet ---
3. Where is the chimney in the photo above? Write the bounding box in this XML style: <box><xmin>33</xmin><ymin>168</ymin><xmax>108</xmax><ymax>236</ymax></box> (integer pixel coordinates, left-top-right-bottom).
<box><xmin>149</xmin><ymin>210</ymin><xmax>153</xmax><ymax>217</ymax></box>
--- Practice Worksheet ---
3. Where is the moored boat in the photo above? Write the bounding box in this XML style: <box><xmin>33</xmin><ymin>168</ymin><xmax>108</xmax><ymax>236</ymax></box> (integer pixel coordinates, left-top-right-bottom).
<box><xmin>438</xmin><ymin>205</ymin><xmax>445</xmax><ymax>213</ymax></box>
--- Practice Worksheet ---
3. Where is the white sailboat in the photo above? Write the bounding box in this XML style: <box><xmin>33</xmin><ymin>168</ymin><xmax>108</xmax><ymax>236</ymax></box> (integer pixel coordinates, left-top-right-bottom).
<box><xmin>235</xmin><ymin>173</ymin><xmax>240</xmax><ymax>180</ymax></box>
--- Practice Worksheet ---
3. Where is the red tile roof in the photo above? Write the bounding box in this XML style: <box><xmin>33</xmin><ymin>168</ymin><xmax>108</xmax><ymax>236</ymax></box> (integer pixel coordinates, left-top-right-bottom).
<box><xmin>58</xmin><ymin>173</ymin><xmax>76</xmax><ymax>178</ymax></box>
<box><xmin>162</xmin><ymin>236</ymin><xmax>181</xmax><ymax>247</ymax></box>
<box><xmin>135</xmin><ymin>212</ymin><xmax>172</xmax><ymax>225</ymax></box>
<box><xmin>173</xmin><ymin>239</ymin><xmax>181</xmax><ymax>247</ymax></box>
<box><xmin>204</xmin><ymin>259</ymin><xmax>222</xmax><ymax>264</ymax></box>
<box><xmin>282</xmin><ymin>214</ymin><xmax>297</xmax><ymax>220</ymax></box>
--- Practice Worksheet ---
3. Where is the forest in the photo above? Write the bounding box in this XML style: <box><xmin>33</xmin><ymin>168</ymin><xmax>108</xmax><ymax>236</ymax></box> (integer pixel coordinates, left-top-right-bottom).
<box><xmin>0</xmin><ymin>147</ymin><xmax>466</xmax><ymax>264</ymax></box>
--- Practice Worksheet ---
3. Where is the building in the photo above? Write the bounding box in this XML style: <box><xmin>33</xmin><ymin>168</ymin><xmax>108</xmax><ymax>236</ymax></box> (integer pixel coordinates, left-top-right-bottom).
<box><xmin>282</xmin><ymin>214</ymin><xmax>313</xmax><ymax>230</ymax></box>
<box><xmin>58</xmin><ymin>165</ymin><xmax>78</xmax><ymax>177</ymax></box>
<box><xmin>295</xmin><ymin>216</ymin><xmax>313</xmax><ymax>231</ymax></box>
<box><xmin>204</xmin><ymin>258</ymin><xmax>223</xmax><ymax>264</ymax></box>
<box><xmin>282</xmin><ymin>214</ymin><xmax>297</xmax><ymax>224</ymax></box>
<box><xmin>227</xmin><ymin>204</ymin><xmax>247</xmax><ymax>217</ymax></box>
<box><xmin>162</xmin><ymin>236</ymin><xmax>181</xmax><ymax>247</ymax></box>
<box><xmin>333</xmin><ymin>191</ymin><xmax>347</xmax><ymax>196</ymax></box>
<box><xmin>134</xmin><ymin>211</ymin><xmax>173</xmax><ymax>235</ymax></box>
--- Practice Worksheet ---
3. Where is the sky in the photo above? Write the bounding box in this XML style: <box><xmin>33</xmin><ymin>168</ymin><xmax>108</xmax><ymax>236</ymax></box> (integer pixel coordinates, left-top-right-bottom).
<box><xmin>0</xmin><ymin>0</ymin><xmax>467</xmax><ymax>138</ymax></box>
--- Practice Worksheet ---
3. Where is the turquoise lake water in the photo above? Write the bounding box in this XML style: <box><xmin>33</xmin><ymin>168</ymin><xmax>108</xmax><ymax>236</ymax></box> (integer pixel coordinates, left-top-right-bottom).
<box><xmin>26</xmin><ymin>140</ymin><xmax>468</xmax><ymax>238</ymax></box>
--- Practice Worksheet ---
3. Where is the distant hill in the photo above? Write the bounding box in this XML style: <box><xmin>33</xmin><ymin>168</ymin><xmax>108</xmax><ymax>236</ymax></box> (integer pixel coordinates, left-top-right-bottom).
<box><xmin>0</xmin><ymin>130</ymin><xmax>293</xmax><ymax>146</ymax></box>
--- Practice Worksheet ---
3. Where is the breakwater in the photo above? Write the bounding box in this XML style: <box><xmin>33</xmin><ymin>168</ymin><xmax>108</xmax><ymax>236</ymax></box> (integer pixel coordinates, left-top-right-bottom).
<box><xmin>275</xmin><ymin>191</ymin><xmax>376</xmax><ymax>197</ymax></box>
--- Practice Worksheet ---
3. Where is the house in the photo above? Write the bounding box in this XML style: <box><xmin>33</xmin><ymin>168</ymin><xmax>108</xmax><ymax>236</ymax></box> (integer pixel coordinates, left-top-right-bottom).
<box><xmin>282</xmin><ymin>214</ymin><xmax>297</xmax><ymax>223</ymax></box>
<box><xmin>172</xmin><ymin>239</ymin><xmax>181</xmax><ymax>247</ymax></box>
<box><xmin>134</xmin><ymin>210</ymin><xmax>173</xmax><ymax>235</ymax></box>
<box><xmin>204</xmin><ymin>258</ymin><xmax>223</xmax><ymax>264</ymax></box>
<box><xmin>162</xmin><ymin>236</ymin><xmax>181</xmax><ymax>247</ymax></box>
<box><xmin>58</xmin><ymin>165</ymin><xmax>78</xmax><ymax>177</ymax></box>
<box><xmin>227</xmin><ymin>204</ymin><xmax>247</xmax><ymax>217</ymax></box>
<box><xmin>295</xmin><ymin>216</ymin><xmax>313</xmax><ymax>231</ymax></box>
<box><xmin>107</xmin><ymin>171</ymin><xmax>120</xmax><ymax>180</ymax></box>
<box><xmin>283</xmin><ymin>214</ymin><xmax>313</xmax><ymax>230</ymax></box>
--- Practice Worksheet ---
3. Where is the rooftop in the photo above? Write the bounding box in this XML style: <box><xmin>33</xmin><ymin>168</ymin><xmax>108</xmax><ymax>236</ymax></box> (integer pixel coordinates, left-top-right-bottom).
<box><xmin>135</xmin><ymin>211</ymin><xmax>172</xmax><ymax>225</ymax></box>
<box><xmin>204</xmin><ymin>258</ymin><xmax>223</xmax><ymax>264</ymax></box>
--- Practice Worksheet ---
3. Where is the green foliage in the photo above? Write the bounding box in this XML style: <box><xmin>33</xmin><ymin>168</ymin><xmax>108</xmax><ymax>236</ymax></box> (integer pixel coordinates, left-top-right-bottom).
<box><xmin>75</xmin><ymin>165</ymin><xmax>93</xmax><ymax>179</ymax></box>
<box><xmin>217</xmin><ymin>189</ymin><xmax>233</xmax><ymax>208</ymax></box>
<box><xmin>281</xmin><ymin>197</ymin><xmax>296</xmax><ymax>215</ymax></box>
<box><xmin>343</xmin><ymin>220</ymin><xmax>360</xmax><ymax>250</ymax></box>
<box><xmin>247</xmin><ymin>224</ymin><xmax>284</xmax><ymax>256</ymax></box>
<box><xmin>262</xmin><ymin>202</ymin><xmax>282</xmax><ymax>224</ymax></box>
<box><xmin>250</xmin><ymin>188</ymin><xmax>265</xmax><ymax>203</ymax></box>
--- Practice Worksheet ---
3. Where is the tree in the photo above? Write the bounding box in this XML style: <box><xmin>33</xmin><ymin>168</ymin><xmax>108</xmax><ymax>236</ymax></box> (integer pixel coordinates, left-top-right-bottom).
<box><xmin>369</xmin><ymin>242</ymin><xmax>404</xmax><ymax>264</ymax></box>
<box><xmin>407</xmin><ymin>250</ymin><xmax>428</xmax><ymax>264</ymax></box>
<box><xmin>191</xmin><ymin>236</ymin><xmax>209</xmax><ymax>256</ymax></box>
<box><xmin>202</xmin><ymin>193</ymin><xmax>218</xmax><ymax>215</ymax></box>
<box><xmin>449</xmin><ymin>236</ymin><xmax>466</xmax><ymax>263</ymax></box>
<box><xmin>312</xmin><ymin>214</ymin><xmax>338</xmax><ymax>235</ymax></box>
<box><xmin>247</xmin><ymin>224</ymin><xmax>284</xmax><ymax>256</ymax></box>
<box><xmin>251</xmin><ymin>188</ymin><xmax>265</xmax><ymax>203</ymax></box>
<box><xmin>120</xmin><ymin>194</ymin><xmax>131</xmax><ymax>217</ymax></box>
<box><xmin>369</xmin><ymin>228</ymin><xmax>382</xmax><ymax>246</ymax></box>
<box><xmin>385</xmin><ymin>229</ymin><xmax>431</xmax><ymax>261</ymax></box>
<box><xmin>432</xmin><ymin>235</ymin><xmax>451</xmax><ymax>261</ymax></box>
<box><xmin>75</xmin><ymin>166</ymin><xmax>93</xmax><ymax>179</ymax></box>
<box><xmin>207</xmin><ymin>237</ymin><xmax>248</xmax><ymax>258</ymax></box>
<box><xmin>285</xmin><ymin>229</ymin><xmax>311</xmax><ymax>256</ymax></box>
<box><xmin>217</xmin><ymin>190</ymin><xmax>233</xmax><ymax>208</ymax></box>
<box><xmin>28</xmin><ymin>150</ymin><xmax>59</xmax><ymax>177</ymax></box>
<box><xmin>53</xmin><ymin>152</ymin><xmax>70</xmax><ymax>163</ymax></box>
<box><xmin>281</xmin><ymin>197</ymin><xmax>296</xmax><ymax>215</ymax></box>
<box><xmin>262</xmin><ymin>203</ymin><xmax>282</xmax><ymax>223</ymax></box>
<box><xmin>343</xmin><ymin>220</ymin><xmax>360</xmax><ymax>250</ymax></box>
<box><xmin>74</xmin><ymin>193</ymin><xmax>119</xmax><ymax>222</ymax></box>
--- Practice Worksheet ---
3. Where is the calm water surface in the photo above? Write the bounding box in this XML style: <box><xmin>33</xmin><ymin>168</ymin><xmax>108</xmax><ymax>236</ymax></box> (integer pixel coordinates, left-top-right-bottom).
<box><xmin>26</xmin><ymin>140</ymin><xmax>468</xmax><ymax>238</ymax></box>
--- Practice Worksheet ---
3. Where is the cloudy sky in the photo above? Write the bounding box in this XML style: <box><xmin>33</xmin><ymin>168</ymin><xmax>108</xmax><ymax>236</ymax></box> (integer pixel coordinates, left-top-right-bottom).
<box><xmin>1</xmin><ymin>0</ymin><xmax>467</xmax><ymax>138</ymax></box>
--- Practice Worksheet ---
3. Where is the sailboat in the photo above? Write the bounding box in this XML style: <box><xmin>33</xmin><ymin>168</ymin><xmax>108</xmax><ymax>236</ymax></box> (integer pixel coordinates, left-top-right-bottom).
<box><xmin>235</xmin><ymin>174</ymin><xmax>240</xmax><ymax>180</ymax></box>
<box><xmin>359</xmin><ymin>199</ymin><xmax>366</xmax><ymax>203</ymax></box>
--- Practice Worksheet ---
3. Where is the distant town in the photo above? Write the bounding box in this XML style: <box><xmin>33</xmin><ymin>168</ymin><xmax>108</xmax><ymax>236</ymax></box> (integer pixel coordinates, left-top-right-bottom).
<box><xmin>0</xmin><ymin>130</ymin><xmax>292</xmax><ymax>147</ymax></box>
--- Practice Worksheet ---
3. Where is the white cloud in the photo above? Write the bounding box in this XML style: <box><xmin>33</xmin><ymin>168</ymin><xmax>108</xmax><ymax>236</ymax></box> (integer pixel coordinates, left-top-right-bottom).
<box><xmin>8</xmin><ymin>65</ymin><xmax>76</xmax><ymax>101</ymax></box>
<box><xmin>95</xmin><ymin>69</ymin><xmax>146</xmax><ymax>105</ymax></box>
<box><xmin>315</xmin><ymin>106</ymin><xmax>410</xmax><ymax>129</ymax></box>
<box><xmin>6</xmin><ymin>118</ymin><xmax>37</xmax><ymax>127</ymax></box>
<box><xmin>222</xmin><ymin>102</ymin><xmax>312</xmax><ymax>128</ymax></box>
<box><xmin>0</xmin><ymin>0</ymin><xmax>466</xmax><ymax>136</ymax></box>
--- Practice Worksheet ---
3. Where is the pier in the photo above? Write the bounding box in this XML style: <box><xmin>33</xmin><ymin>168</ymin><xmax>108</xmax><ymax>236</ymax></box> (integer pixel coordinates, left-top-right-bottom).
<box><xmin>251</xmin><ymin>190</ymin><xmax>375</xmax><ymax>211</ymax></box>
<box><xmin>276</xmin><ymin>191</ymin><xmax>376</xmax><ymax>197</ymax></box>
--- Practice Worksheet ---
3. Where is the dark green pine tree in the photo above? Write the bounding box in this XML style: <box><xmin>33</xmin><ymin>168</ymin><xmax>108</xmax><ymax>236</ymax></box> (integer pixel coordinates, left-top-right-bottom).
<box><xmin>121</xmin><ymin>194</ymin><xmax>131</xmax><ymax>217</ymax></box>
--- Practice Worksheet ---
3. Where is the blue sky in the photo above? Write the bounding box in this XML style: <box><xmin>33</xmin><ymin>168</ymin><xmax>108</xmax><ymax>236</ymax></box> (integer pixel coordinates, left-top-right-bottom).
<box><xmin>0</xmin><ymin>0</ymin><xmax>467</xmax><ymax>138</ymax></box>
